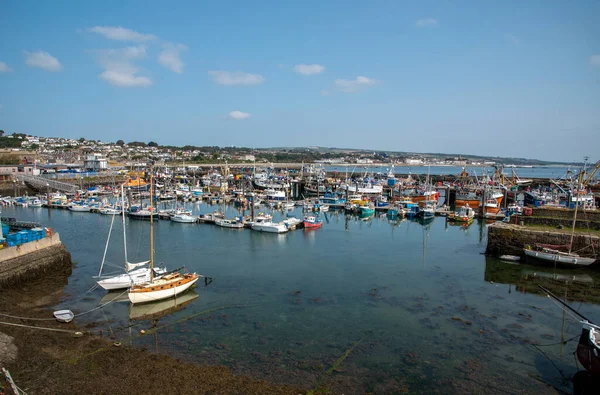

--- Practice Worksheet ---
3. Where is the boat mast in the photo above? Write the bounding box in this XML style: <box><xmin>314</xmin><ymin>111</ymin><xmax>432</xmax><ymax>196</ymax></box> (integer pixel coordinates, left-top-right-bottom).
<box><xmin>149</xmin><ymin>172</ymin><xmax>154</xmax><ymax>281</ymax></box>
<box><xmin>121</xmin><ymin>183</ymin><xmax>129</xmax><ymax>267</ymax></box>
<box><xmin>568</xmin><ymin>170</ymin><xmax>584</xmax><ymax>254</ymax></box>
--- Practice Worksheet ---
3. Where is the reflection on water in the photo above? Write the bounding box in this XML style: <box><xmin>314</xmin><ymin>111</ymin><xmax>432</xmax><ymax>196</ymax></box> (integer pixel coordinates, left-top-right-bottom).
<box><xmin>3</xmin><ymin>203</ymin><xmax>600</xmax><ymax>393</ymax></box>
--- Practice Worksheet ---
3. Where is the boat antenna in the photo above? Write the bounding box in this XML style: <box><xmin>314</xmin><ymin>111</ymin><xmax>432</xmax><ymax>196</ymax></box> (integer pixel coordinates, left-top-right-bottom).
<box><xmin>538</xmin><ymin>285</ymin><xmax>593</xmax><ymax>324</ymax></box>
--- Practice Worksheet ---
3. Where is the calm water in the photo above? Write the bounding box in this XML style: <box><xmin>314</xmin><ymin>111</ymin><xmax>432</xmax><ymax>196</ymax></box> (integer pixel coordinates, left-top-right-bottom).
<box><xmin>4</xmin><ymin>203</ymin><xmax>599</xmax><ymax>393</ymax></box>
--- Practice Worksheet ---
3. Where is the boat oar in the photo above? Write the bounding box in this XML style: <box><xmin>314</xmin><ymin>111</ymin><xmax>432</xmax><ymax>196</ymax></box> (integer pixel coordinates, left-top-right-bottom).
<box><xmin>537</xmin><ymin>285</ymin><xmax>594</xmax><ymax>324</ymax></box>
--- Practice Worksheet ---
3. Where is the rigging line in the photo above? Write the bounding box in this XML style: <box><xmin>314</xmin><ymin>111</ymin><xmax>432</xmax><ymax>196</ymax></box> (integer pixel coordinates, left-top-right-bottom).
<box><xmin>534</xmin><ymin>334</ymin><xmax>580</xmax><ymax>347</ymax></box>
<box><xmin>530</xmin><ymin>342</ymin><xmax>568</xmax><ymax>380</ymax></box>
<box><xmin>548</xmin><ymin>297</ymin><xmax>584</xmax><ymax>324</ymax></box>
<box><xmin>97</xmin><ymin>207</ymin><xmax>117</xmax><ymax>277</ymax></box>
<box><xmin>74</xmin><ymin>289</ymin><xmax>129</xmax><ymax>317</ymax></box>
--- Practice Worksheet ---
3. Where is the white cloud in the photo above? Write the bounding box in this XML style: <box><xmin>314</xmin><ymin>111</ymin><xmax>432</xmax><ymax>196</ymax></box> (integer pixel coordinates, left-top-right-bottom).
<box><xmin>591</xmin><ymin>55</ymin><xmax>600</xmax><ymax>66</ymax></box>
<box><xmin>158</xmin><ymin>43</ymin><xmax>187</xmax><ymax>74</ymax></box>
<box><xmin>334</xmin><ymin>76</ymin><xmax>378</xmax><ymax>93</ymax></box>
<box><xmin>293</xmin><ymin>64</ymin><xmax>325</xmax><ymax>76</ymax></box>
<box><xmin>88</xmin><ymin>26</ymin><xmax>156</xmax><ymax>42</ymax></box>
<box><xmin>93</xmin><ymin>46</ymin><xmax>152</xmax><ymax>87</ymax></box>
<box><xmin>320</xmin><ymin>89</ymin><xmax>329</xmax><ymax>96</ymax></box>
<box><xmin>416</xmin><ymin>18</ymin><xmax>438</xmax><ymax>27</ymax></box>
<box><xmin>229</xmin><ymin>110</ymin><xmax>251</xmax><ymax>120</ymax></box>
<box><xmin>24</xmin><ymin>51</ymin><xmax>62</xmax><ymax>71</ymax></box>
<box><xmin>505</xmin><ymin>34</ymin><xmax>520</xmax><ymax>46</ymax></box>
<box><xmin>0</xmin><ymin>61</ymin><xmax>11</xmax><ymax>72</ymax></box>
<box><xmin>208</xmin><ymin>70</ymin><xmax>265</xmax><ymax>86</ymax></box>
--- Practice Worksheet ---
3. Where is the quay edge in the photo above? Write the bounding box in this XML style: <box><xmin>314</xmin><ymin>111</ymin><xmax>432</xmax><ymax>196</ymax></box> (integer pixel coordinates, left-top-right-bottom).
<box><xmin>485</xmin><ymin>222</ymin><xmax>600</xmax><ymax>261</ymax></box>
<box><xmin>0</xmin><ymin>233</ymin><xmax>72</xmax><ymax>287</ymax></box>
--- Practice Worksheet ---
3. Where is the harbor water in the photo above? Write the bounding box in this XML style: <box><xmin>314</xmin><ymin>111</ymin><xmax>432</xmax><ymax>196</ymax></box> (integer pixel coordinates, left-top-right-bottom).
<box><xmin>3</xmin><ymin>203</ymin><xmax>598</xmax><ymax>393</ymax></box>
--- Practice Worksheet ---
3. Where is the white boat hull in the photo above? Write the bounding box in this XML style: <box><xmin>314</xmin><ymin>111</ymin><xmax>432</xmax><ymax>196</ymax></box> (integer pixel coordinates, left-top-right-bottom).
<box><xmin>69</xmin><ymin>205</ymin><xmax>91</xmax><ymax>212</ymax></box>
<box><xmin>97</xmin><ymin>266</ymin><xmax>162</xmax><ymax>290</ymax></box>
<box><xmin>524</xmin><ymin>249</ymin><xmax>596</xmax><ymax>266</ymax></box>
<box><xmin>170</xmin><ymin>214</ymin><xmax>197</xmax><ymax>223</ymax></box>
<box><xmin>251</xmin><ymin>223</ymin><xmax>289</xmax><ymax>233</ymax></box>
<box><xmin>128</xmin><ymin>276</ymin><xmax>199</xmax><ymax>304</ymax></box>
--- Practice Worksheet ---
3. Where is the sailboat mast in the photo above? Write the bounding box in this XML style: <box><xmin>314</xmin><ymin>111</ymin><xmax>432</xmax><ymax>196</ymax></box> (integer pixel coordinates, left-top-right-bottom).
<box><xmin>121</xmin><ymin>184</ymin><xmax>129</xmax><ymax>267</ymax></box>
<box><xmin>568</xmin><ymin>171</ymin><xmax>584</xmax><ymax>254</ymax></box>
<box><xmin>149</xmin><ymin>172</ymin><xmax>154</xmax><ymax>281</ymax></box>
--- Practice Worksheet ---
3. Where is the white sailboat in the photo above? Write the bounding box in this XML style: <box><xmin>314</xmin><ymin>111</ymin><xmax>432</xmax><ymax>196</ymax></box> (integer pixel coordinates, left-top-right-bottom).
<box><xmin>97</xmin><ymin>185</ymin><xmax>165</xmax><ymax>291</ymax></box>
<box><xmin>128</xmin><ymin>174</ymin><xmax>200</xmax><ymax>304</ymax></box>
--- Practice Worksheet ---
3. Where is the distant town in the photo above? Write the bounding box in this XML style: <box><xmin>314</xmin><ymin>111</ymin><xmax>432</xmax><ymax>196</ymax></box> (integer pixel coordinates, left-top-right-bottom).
<box><xmin>0</xmin><ymin>129</ymin><xmax>584</xmax><ymax>176</ymax></box>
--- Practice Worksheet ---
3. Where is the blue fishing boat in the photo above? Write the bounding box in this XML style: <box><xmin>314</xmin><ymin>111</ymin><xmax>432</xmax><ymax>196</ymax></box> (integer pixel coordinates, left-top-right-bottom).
<box><xmin>405</xmin><ymin>205</ymin><xmax>421</xmax><ymax>219</ymax></box>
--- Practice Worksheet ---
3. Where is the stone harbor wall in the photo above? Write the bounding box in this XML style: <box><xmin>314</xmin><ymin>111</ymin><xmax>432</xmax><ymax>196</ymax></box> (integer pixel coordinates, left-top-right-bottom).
<box><xmin>486</xmin><ymin>222</ymin><xmax>600</xmax><ymax>258</ymax></box>
<box><xmin>0</xmin><ymin>233</ymin><xmax>72</xmax><ymax>287</ymax></box>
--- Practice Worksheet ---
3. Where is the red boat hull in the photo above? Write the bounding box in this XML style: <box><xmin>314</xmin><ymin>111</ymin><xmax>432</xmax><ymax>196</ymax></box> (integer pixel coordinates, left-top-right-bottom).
<box><xmin>303</xmin><ymin>221</ymin><xmax>322</xmax><ymax>229</ymax></box>
<box><xmin>577</xmin><ymin>328</ymin><xmax>600</xmax><ymax>375</ymax></box>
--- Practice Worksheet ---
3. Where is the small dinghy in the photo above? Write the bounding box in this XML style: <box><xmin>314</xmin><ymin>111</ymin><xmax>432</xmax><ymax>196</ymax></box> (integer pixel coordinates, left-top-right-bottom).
<box><xmin>53</xmin><ymin>309</ymin><xmax>74</xmax><ymax>323</ymax></box>
<box><xmin>499</xmin><ymin>255</ymin><xmax>520</xmax><ymax>262</ymax></box>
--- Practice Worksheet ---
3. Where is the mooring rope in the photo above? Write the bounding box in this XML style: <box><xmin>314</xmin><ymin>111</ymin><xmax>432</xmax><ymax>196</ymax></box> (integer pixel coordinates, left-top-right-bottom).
<box><xmin>0</xmin><ymin>290</ymin><xmax>128</xmax><ymax>321</ymax></box>
<box><xmin>0</xmin><ymin>320</ymin><xmax>83</xmax><ymax>334</ymax></box>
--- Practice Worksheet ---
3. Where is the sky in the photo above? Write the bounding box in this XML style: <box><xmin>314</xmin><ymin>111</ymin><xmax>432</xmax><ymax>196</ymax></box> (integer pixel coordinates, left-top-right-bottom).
<box><xmin>0</xmin><ymin>0</ymin><xmax>599</xmax><ymax>162</ymax></box>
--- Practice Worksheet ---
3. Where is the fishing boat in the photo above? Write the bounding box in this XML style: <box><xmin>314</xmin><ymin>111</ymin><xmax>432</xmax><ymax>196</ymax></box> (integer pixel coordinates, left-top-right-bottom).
<box><xmin>448</xmin><ymin>205</ymin><xmax>475</xmax><ymax>223</ymax></box>
<box><xmin>29</xmin><ymin>198</ymin><xmax>43</xmax><ymax>208</ymax></box>
<box><xmin>97</xmin><ymin>185</ymin><xmax>166</xmax><ymax>291</ymax></box>
<box><xmin>303</xmin><ymin>216</ymin><xmax>322</xmax><ymax>229</ymax></box>
<box><xmin>215</xmin><ymin>217</ymin><xmax>245</xmax><ymax>228</ymax></box>
<box><xmin>250</xmin><ymin>217</ymin><xmax>289</xmax><ymax>233</ymax></box>
<box><xmin>197</xmin><ymin>211</ymin><xmax>225</xmax><ymax>224</ymax></box>
<box><xmin>123</xmin><ymin>175</ymin><xmax>149</xmax><ymax>191</ymax></box>
<box><xmin>417</xmin><ymin>202</ymin><xmax>436</xmax><ymax>220</ymax></box>
<box><xmin>455</xmin><ymin>191</ymin><xmax>480</xmax><ymax>208</ymax></box>
<box><xmin>68</xmin><ymin>203</ymin><xmax>91</xmax><ymax>212</ymax></box>
<box><xmin>282</xmin><ymin>216</ymin><xmax>302</xmax><ymax>230</ymax></box>
<box><xmin>170</xmin><ymin>213</ymin><xmax>197</xmax><ymax>223</ymax></box>
<box><xmin>128</xmin><ymin>175</ymin><xmax>200</xmax><ymax>304</ymax></box>
<box><xmin>358</xmin><ymin>204</ymin><xmax>375</xmax><ymax>217</ymax></box>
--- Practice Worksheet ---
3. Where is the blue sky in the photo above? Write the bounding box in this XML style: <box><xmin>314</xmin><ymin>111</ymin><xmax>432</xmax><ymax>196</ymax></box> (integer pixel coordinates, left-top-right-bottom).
<box><xmin>0</xmin><ymin>0</ymin><xmax>599</xmax><ymax>162</ymax></box>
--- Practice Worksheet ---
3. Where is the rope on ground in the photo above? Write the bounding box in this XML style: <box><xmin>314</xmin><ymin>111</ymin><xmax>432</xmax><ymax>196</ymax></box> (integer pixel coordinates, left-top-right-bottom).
<box><xmin>0</xmin><ymin>320</ymin><xmax>83</xmax><ymax>334</ymax></box>
<box><xmin>0</xmin><ymin>290</ymin><xmax>128</xmax><ymax>322</ymax></box>
<box><xmin>530</xmin><ymin>342</ymin><xmax>567</xmax><ymax>380</ymax></box>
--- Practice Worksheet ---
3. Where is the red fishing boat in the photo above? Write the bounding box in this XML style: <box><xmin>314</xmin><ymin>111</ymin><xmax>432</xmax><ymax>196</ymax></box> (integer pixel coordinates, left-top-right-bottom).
<box><xmin>303</xmin><ymin>216</ymin><xmax>322</xmax><ymax>229</ymax></box>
